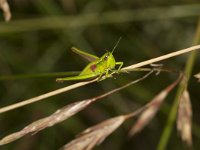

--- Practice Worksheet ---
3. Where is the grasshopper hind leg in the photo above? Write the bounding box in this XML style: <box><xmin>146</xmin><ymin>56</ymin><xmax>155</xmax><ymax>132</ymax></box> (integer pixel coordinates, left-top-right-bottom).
<box><xmin>56</xmin><ymin>73</ymin><xmax>98</xmax><ymax>82</ymax></box>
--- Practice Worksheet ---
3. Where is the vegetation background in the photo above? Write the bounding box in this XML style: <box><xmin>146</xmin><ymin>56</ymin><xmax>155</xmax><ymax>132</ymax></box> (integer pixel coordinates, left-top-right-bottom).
<box><xmin>0</xmin><ymin>0</ymin><xmax>200</xmax><ymax>150</ymax></box>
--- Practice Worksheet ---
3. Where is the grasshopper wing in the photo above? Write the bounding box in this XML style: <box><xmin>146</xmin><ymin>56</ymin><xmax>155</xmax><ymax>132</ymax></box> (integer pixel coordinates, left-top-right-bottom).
<box><xmin>71</xmin><ymin>47</ymin><xmax>99</xmax><ymax>62</ymax></box>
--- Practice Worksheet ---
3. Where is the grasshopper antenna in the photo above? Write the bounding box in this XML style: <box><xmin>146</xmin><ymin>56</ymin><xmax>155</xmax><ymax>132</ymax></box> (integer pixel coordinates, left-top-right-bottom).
<box><xmin>111</xmin><ymin>37</ymin><xmax>122</xmax><ymax>53</ymax></box>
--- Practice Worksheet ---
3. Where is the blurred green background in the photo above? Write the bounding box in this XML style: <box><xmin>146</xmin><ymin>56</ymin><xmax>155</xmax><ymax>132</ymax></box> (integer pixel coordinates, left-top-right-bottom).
<box><xmin>0</xmin><ymin>0</ymin><xmax>200</xmax><ymax>150</ymax></box>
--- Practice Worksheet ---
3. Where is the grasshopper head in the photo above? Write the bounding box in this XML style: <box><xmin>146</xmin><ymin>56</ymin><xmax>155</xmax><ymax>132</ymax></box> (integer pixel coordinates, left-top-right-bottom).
<box><xmin>101</xmin><ymin>51</ymin><xmax>116</xmax><ymax>69</ymax></box>
<box><xmin>100</xmin><ymin>37</ymin><xmax>121</xmax><ymax>70</ymax></box>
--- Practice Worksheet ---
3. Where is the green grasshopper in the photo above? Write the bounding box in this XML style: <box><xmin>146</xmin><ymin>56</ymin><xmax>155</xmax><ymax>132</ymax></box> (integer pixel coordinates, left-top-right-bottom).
<box><xmin>56</xmin><ymin>38</ymin><xmax>123</xmax><ymax>82</ymax></box>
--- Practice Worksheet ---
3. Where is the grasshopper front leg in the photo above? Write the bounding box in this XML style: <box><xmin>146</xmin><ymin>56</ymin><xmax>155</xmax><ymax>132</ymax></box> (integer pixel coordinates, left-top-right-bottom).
<box><xmin>109</xmin><ymin>62</ymin><xmax>124</xmax><ymax>75</ymax></box>
<box><xmin>115</xmin><ymin>62</ymin><xmax>123</xmax><ymax>72</ymax></box>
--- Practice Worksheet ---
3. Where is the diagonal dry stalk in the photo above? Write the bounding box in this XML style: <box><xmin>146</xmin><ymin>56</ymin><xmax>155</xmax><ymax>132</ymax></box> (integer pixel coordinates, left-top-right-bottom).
<box><xmin>122</xmin><ymin>44</ymin><xmax>200</xmax><ymax>71</ymax></box>
<box><xmin>0</xmin><ymin>44</ymin><xmax>199</xmax><ymax>114</ymax></box>
<box><xmin>0</xmin><ymin>79</ymin><xmax>97</xmax><ymax>114</ymax></box>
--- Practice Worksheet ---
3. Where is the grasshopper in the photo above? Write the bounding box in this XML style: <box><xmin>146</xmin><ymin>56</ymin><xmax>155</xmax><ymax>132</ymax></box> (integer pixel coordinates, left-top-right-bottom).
<box><xmin>56</xmin><ymin>38</ymin><xmax>123</xmax><ymax>82</ymax></box>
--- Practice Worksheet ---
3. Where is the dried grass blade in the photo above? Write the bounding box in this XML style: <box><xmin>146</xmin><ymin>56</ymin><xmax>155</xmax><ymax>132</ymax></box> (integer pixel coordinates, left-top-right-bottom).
<box><xmin>0</xmin><ymin>100</ymin><xmax>92</xmax><ymax>145</ymax></box>
<box><xmin>177</xmin><ymin>89</ymin><xmax>192</xmax><ymax>147</ymax></box>
<box><xmin>61</xmin><ymin>116</ymin><xmax>125</xmax><ymax>150</ymax></box>
<box><xmin>129</xmin><ymin>75</ymin><xmax>182</xmax><ymax>136</ymax></box>
<box><xmin>0</xmin><ymin>0</ymin><xmax>11</xmax><ymax>21</ymax></box>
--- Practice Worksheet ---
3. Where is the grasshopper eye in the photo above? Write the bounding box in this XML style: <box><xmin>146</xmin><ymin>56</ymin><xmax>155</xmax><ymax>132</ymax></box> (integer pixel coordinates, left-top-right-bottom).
<box><xmin>104</xmin><ymin>55</ymin><xmax>108</xmax><ymax>61</ymax></box>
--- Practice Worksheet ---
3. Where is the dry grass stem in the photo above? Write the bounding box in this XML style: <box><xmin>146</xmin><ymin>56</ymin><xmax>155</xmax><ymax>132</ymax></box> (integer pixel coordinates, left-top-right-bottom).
<box><xmin>177</xmin><ymin>89</ymin><xmax>193</xmax><ymax>147</ymax></box>
<box><xmin>0</xmin><ymin>68</ymin><xmax>152</xmax><ymax>114</ymax></box>
<box><xmin>0</xmin><ymin>0</ymin><xmax>11</xmax><ymax>22</ymax></box>
<box><xmin>194</xmin><ymin>72</ymin><xmax>200</xmax><ymax>82</ymax></box>
<box><xmin>61</xmin><ymin>116</ymin><xmax>125</xmax><ymax>150</ymax></box>
<box><xmin>122</xmin><ymin>45</ymin><xmax>200</xmax><ymax>71</ymax></box>
<box><xmin>0</xmin><ymin>79</ymin><xmax>96</xmax><ymax>114</ymax></box>
<box><xmin>129</xmin><ymin>74</ymin><xmax>182</xmax><ymax>136</ymax></box>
